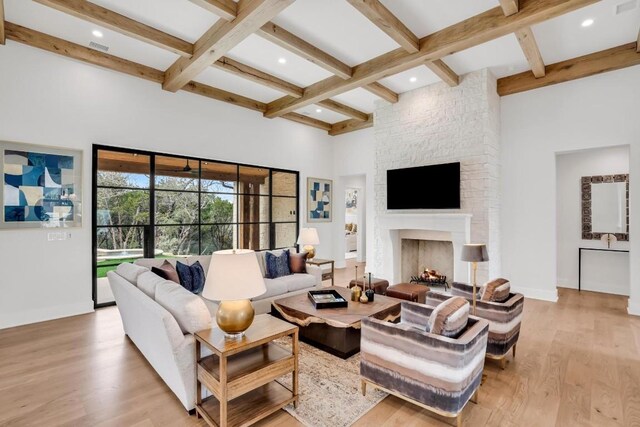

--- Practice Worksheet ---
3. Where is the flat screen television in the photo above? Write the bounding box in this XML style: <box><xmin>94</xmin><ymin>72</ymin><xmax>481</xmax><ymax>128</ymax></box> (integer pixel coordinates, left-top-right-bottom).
<box><xmin>387</xmin><ymin>162</ymin><xmax>460</xmax><ymax>209</ymax></box>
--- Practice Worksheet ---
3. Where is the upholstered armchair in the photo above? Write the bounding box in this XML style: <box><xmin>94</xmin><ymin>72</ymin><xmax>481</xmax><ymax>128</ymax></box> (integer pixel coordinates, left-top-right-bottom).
<box><xmin>360</xmin><ymin>301</ymin><xmax>489</xmax><ymax>427</ymax></box>
<box><xmin>427</xmin><ymin>282</ymin><xmax>524</xmax><ymax>368</ymax></box>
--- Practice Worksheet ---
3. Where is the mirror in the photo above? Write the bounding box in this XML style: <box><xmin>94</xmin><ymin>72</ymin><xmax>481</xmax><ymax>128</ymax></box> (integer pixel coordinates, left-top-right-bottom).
<box><xmin>582</xmin><ymin>174</ymin><xmax>629</xmax><ymax>241</ymax></box>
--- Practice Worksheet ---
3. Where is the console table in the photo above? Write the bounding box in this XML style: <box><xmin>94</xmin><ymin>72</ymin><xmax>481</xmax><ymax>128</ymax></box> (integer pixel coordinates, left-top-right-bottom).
<box><xmin>578</xmin><ymin>247</ymin><xmax>629</xmax><ymax>291</ymax></box>
<box><xmin>306</xmin><ymin>258</ymin><xmax>335</xmax><ymax>286</ymax></box>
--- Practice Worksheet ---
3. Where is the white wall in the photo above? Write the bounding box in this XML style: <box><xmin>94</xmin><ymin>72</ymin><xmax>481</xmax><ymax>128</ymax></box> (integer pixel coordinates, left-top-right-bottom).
<box><xmin>0</xmin><ymin>42</ymin><xmax>335</xmax><ymax>329</ymax></box>
<box><xmin>556</xmin><ymin>146</ymin><xmax>630</xmax><ymax>295</ymax></box>
<box><xmin>501</xmin><ymin>65</ymin><xmax>640</xmax><ymax>310</ymax></box>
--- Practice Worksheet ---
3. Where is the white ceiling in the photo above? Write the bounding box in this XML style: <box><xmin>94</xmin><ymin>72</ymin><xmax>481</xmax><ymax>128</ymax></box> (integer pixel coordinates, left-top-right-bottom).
<box><xmin>4</xmin><ymin>0</ymin><xmax>639</xmax><ymax>124</ymax></box>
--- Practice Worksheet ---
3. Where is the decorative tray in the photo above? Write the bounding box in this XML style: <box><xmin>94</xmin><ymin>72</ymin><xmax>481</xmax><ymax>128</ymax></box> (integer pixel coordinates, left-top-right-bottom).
<box><xmin>308</xmin><ymin>290</ymin><xmax>348</xmax><ymax>309</ymax></box>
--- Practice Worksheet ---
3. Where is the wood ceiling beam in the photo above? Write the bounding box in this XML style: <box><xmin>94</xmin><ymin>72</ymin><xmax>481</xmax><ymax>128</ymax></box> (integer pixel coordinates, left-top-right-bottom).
<box><xmin>363</xmin><ymin>82</ymin><xmax>398</xmax><ymax>103</ymax></box>
<box><xmin>498</xmin><ymin>42</ymin><xmax>640</xmax><ymax>96</ymax></box>
<box><xmin>163</xmin><ymin>0</ymin><xmax>294</xmax><ymax>92</ymax></box>
<box><xmin>4</xmin><ymin>22</ymin><xmax>338</xmax><ymax>134</ymax></box>
<box><xmin>499</xmin><ymin>0</ymin><xmax>520</xmax><ymax>16</ymax></box>
<box><xmin>515</xmin><ymin>27</ymin><xmax>546</xmax><ymax>77</ymax></box>
<box><xmin>0</xmin><ymin>0</ymin><xmax>5</xmax><ymax>45</ymax></box>
<box><xmin>281</xmin><ymin>112</ymin><xmax>332</xmax><ymax>131</ymax></box>
<box><xmin>189</xmin><ymin>0</ymin><xmax>237</xmax><ymax>21</ymax></box>
<box><xmin>263</xmin><ymin>0</ymin><xmax>598</xmax><ymax>118</ymax></box>
<box><xmin>317</xmin><ymin>99</ymin><xmax>369</xmax><ymax>121</ymax></box>
<box><xmin>346</xmin><ymin>0</ymin><xmax>419</xmax><ymax>53</ymax></box>
<box><xmin>213</xmin><ymin>56</ymin><xmax>303</xmax><ymax>97</ymax></box>
<box><xmin>329</xmin><ymin>114</ymin><xmax>374</xmax><ymax>136</ymax></box>
<box><xmin>257</xmin><ymin>22</ymin><xmax>353</xmax><ymax>78</ymax></box>
<box><xmin>33</xmin><ymin>0</ymin><xmax>193</xmax><ymax>56</ymax></box>
<box><xmin>424</xmin><ymin>59</ymin><xmax>460</xmax><ymax>86</ymax></box>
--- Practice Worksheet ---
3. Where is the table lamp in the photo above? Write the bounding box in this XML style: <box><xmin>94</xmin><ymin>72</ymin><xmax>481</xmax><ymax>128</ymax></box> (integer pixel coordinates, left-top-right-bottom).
<box><xmin>297</xmin><ymin>227</ymin><xmax>320</xmax><ymax>260</ymax></box>
<box><xmin>461</xmin><ymin>244</ymin><xmax>489</xmax><ymax>314</ymax></box>
<box><xmin>202</xmin><ymin>249</ymin><xmax>266</xmax><ymax>339</ymax></box>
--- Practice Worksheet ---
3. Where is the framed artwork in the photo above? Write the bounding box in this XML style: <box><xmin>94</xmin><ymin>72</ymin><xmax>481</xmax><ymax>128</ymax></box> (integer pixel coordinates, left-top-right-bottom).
<box><xmin>1</xmin><ymin>141</ymin><xmax>83</xmax><ymax>229</ymax></box>
<box><xmin>307</xmin><ymin>177</ymin><xmax>332</xmax><ymax>222</ymax></box>
<box><xmin>346</xmin><ymin>189</ymin><xmax>358</xmax><ymax>215</ymax></box>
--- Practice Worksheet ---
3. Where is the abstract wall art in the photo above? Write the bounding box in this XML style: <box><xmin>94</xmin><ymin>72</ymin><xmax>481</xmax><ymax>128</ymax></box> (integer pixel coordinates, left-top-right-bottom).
<box><xmin>307</xmin><ymin>177</ymin><xmax>332</xmax><ymax>223</ymax></box>
<box><xmin>1</xmin><ymin>141</ymin><xmax>82</xmax><ymax>229</ymax></box>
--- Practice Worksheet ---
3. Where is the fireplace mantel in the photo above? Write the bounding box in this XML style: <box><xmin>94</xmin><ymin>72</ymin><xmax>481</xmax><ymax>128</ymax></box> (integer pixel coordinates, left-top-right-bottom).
<box><xmin>377</xmin><ymin>213</ymin><xmax>472</xmax><ymax>284</ymax></box>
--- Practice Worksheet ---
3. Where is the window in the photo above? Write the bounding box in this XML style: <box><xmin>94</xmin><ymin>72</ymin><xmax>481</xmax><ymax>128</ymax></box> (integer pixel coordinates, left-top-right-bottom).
<box><xmin>92</xmin><ymin>146</ymin><xmax>299</xmax><ymax>307</ymax></box>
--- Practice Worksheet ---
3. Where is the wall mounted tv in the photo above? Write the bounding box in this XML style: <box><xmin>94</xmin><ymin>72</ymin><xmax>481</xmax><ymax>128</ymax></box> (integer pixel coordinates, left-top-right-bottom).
<box><xmin>387</xmin><ymin>162</ymin><xmax>460</xmax><ymax>209</ymax></box>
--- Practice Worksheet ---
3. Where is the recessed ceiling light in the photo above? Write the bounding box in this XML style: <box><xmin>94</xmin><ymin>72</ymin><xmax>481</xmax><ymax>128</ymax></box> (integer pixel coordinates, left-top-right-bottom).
<box><xmin>315</xmin><ymin>108</ymin><xmax>322</xmax><ymax>113</ymax></box>
<box><xmin>92</xmin><ymin>30</ymin><xmax>104</xmax><ymax>38</ymax></box>
<box><xmin>278</xmin><ymin>57</ymin><xmax>287</xmax><ymax>64</ymax></box>
<box><xmin>409</xmin><ymin>76</ymin><xmax>417</xmax><ymax>83</ymax></box>
<box><xmin>581</xmin><ymin>18</ymin><xmax>594</xmax><ymax>27</ymax></box>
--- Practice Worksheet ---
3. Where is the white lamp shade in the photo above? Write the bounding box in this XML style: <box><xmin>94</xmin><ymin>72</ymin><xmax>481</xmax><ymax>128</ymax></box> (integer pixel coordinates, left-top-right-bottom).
<box><xmin>297</xmin><ymin>227</ymin><xmax>320</xmax><ymax>245</ymax></box>
<box><xmin>461</xmin><ymin>244</ymin><xmax>489</xmax><ymax>262</ymax></box>
<box><xmin>202</xmin><ymin>249</ymin><xmax>266</xmax><ymax>301</ymax></box>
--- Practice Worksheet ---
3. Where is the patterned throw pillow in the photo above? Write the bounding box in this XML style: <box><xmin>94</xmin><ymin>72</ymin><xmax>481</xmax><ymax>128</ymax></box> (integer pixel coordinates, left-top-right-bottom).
<box><xmin>151</xmin><ymin>260</ymin><xmax>180</xmax><ymax>284</ymax></box>
<box><xmin>481</xmin><ymin>278</ymin><xmax>511</xmax><ymax>302</ymax></box>
<box><xmin>427</xmin><ymin>296</ymin><xmax>470</xmax><ymax>338</ymax></box>
<box><xmin>265</xmin><ymin>250</ymin><xmax>291</xmax><ymax>279</ymax></box>
<box><xmin>175</xmin><ymin>261</ymin><xmax>206</xmax><ymax>294</ymax></box>
<box><xmin>289</xmin><ymin>251</ymin><xmax>307</xmax><ymax>274</ymax></box>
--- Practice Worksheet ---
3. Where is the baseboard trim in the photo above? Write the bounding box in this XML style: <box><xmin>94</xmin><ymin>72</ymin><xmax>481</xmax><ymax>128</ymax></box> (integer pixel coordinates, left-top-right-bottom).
<box><xmin>511</xmin><ymin>286</ymin><xmax>558</xmax><ymax>302</ymax></box>
<box><xmin>0</xmin><ymin>301</ymin><xmax>94</xmax><ymax>330</ymax></box>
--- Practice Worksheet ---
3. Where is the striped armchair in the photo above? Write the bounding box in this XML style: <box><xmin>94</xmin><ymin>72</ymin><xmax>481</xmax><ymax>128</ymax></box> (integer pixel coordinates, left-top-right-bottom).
<box><xmin>360</xmin><ymin>302</ymin><xmax>489</xmax><ymax>426</ymax></box>
<box><xmin>427</xmin><ymin>282</ymin><xmax>524</xmax><ymax>368</ymax></box>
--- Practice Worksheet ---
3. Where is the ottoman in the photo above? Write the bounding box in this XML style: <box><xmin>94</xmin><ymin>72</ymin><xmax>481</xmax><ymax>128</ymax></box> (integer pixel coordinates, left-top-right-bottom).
<box><xmin>386</xmin><ymin>283</ymin><xmax>429</xmax><ymax>304</ymax></box>
<box><xmin>348</xmin><ymin>277</ymin><xmax>389</xmax><ymax>295</ymax></box>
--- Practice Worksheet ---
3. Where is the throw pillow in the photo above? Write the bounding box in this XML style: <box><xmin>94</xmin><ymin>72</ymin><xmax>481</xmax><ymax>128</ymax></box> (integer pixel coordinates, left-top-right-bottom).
<box><xmin>175</xmin><ymin>260</ymin><xmax>206</xmax><ymax>294</ymax></box>
<box><xmin>427</xmin><ymin>296</ymin><xmax>470</xmax><ymax>338</ymax></box>
<box><xmin>265</xmin><ymin>250</ymin><xmax>291</xmax><ymax>279</ymax></box>
<box><xmin>481</xmin><ymin>278</ymin><xmax>511</xmax><ymax>302</ymax></box>
<box><xmin>151</xmin><ymin>260</ymin><xmax>180</xmax><ymax>284</ymax></box>
<box><xmin>289</xmin><ymin>252</ymin><xmax>307</xmax><ymax>274</ymax></box>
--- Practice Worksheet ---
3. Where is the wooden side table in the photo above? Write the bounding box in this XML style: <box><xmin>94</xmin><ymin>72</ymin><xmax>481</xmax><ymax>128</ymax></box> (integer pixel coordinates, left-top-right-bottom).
<box><xmin>306</xmin><ymin>258</ymin><xmax>334</xmax><ymax>286</ymax></box>
<box><xmin>194</xmin><ymin>315</ymin><xmax>299</xmax><ymax>427</ymax></box>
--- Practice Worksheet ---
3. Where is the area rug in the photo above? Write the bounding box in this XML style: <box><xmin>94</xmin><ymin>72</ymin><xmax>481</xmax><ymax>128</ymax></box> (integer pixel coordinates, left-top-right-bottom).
<box><xmin>275</xmin><ymin>338</ymin><xmax>387</xmax><ymax>427</ymax></box>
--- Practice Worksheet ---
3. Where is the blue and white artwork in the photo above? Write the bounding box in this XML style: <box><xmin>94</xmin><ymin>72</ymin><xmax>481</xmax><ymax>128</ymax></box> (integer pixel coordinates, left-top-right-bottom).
<box><xmin>1</xmin><ymin>141</ymin><xmax>82</xmax><ymax>229</ymax></box>
<box><xmin>307</xmin><ymin>177</ymin><xmax>332</xmax><ymax>222</ymax></box>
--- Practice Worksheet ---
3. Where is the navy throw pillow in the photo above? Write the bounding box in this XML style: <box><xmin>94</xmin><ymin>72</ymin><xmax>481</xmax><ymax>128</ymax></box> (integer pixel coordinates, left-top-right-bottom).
<box><xmin>265</xmin><ymin>250</ymin><xmax>291</xmax><ymax>279</ymax></box>
<box><xmin>175</xmin><ymin>261</ymin><xmax>206</xmax><ymax>294</ymax></box>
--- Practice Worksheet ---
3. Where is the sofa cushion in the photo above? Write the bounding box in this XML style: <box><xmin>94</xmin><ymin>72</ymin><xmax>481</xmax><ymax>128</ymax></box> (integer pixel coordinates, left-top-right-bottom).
<box><xmin>265</xmin><ymin>250</ymin><xmax>291</xmax><ymax>279</ymax></box>
<box><xmin>427</xmin><ymin>296</ymin><xmax>469</xmax><ymax>338</ymax></box>
<box><xmin>115</xmin><ymin>263</ymin><xmax>149</xmax><ymax>286</ymax></box>
<box><xmin>289</xmin><ymin>252</ymin><xmax>307</xmax><ymax>274</ymax></box>
<box><xmin>152</xmin><ymin>260</ymin><xmax>180</xmax><ymax>284</ymax></box>
<box><xmin>135</xmin><ymin>257</ymin><xmax>179</xmax><ymax>269</ymax></box>
<box><xmin>155</xmin><ymin>281</ymin><xmax>211</xmax><ymax>334</ymax></box>
<box><xmin>137</xmin><ymin>271</ymin><xmax>166</xmax><ymax>298</ymax></box>
<box><xmin>253</xmin><ymin>278</ymin><xmax>288</xmax><ymax>301</ymax></box>
<box><xmin>186</xmin><ymin>255</ymin><xmax>211</xmax><ymax>274</ymax></box>
<box><xmin>281</xmin><ymin>273</ymin><xmax>317</xmax><ymax>293</ymax></box>
<box><xmin>481</xmin><ymin>278</ymin><xmax>511</xmax><ymax>303</ymax></box>
<box><xmin>176</xmin><ymin>260</ymin><xmax>206</xmax><ymax>294</ymax></box>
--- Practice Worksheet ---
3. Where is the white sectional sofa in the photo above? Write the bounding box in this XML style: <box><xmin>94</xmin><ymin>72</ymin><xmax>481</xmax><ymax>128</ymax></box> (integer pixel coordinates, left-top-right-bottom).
<box><xmin>107</xmin><ymin>250</ymin><xmax>322</xmax><ymax>411</ymax></box>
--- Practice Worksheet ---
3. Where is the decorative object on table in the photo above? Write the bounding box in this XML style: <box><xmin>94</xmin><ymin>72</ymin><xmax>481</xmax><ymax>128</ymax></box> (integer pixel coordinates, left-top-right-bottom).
<box><xmin>297</xmin><ymin>227</ymin><xmax>320</xmax><ymax>259</ymax></box>
<box><xmin>461</xmin><ymin>243</ymin><xmax>490</xmax><ymax>315</ymax></box>
<box><xmin>351</xmin><ymin>282</ymin><xmax>362</xmax><ymax>302</ymax></box>
<box><xmin>581</xmin><ymin>174</ymin><xmax>629</xmax><ymax>241</ymax></box>
<box><xmin>348</xmin><ymin>277</ymin><xmax>389</xmax><ymax>295</ymax></box>
<box><xmin>1</xmin><ymin>140</ymin><xmax>82</xmax><ymax>229</ymax></box>
<box><xmin>410</xmin><ymin>267</ymin><xmax>449</xmax><ymax>290</ymax></box>
<box><xmin>202</xmin><ymin>249</ymin><xmax>266</xmax><ymax>339</ymax></box>
<box><xmin>601</xmin><ymin>233</ymin><xmax>617</xmax><ymax>249</ymax></box>
<box><xmin>307</xmin><ymin>289</ymin><xmax>348</xmax><ymax>309</ymax></box>
<box><xmin>307</xmin><ymin>177</ymin><xmax>332</xmax><ymax>222</ymax></box>
<box><xmin>364</xmin><ymin>272</ymin><xmax>375</xmax><ymax>302</ymax></box>
<box><xmin>359</xmin><ymin>294</ymin><xmax>369</xmax><ymax>304</ymax></box>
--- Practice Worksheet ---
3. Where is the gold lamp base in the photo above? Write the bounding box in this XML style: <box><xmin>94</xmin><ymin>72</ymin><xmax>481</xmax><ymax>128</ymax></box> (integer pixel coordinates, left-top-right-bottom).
<box><xmin>216</xmin><ymin>299</ymin><xmax>255</xmax><ymax>339</ymax></box>
<box><xmin>303</xmin><ymin>245</ymin><xmax>316</xmax><ymax>260</ymax></box>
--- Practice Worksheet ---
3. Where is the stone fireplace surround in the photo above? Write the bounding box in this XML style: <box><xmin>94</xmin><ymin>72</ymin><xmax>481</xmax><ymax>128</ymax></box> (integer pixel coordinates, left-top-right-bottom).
<box><xmin>378</xmin><ymin>213</ymin><xmax>472</xmax><ymax>285</ymax></box>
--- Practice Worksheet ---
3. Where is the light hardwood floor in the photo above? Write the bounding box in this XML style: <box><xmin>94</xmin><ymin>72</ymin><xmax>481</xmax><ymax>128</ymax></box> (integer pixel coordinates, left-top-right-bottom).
<box><xmin>1</xmin><ymin>262</ymin><xmax>639</xmax><ymax>426</ymax></box>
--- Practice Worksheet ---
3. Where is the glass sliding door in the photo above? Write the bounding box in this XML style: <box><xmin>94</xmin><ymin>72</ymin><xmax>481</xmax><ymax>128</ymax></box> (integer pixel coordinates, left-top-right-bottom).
<box><xmin>94</xmin><ymin>148</ymin><xmax>151</xmax><ymax>306</ymax></box>
<box><xmin>92</xmin><ymin>145</ymin><xmax>299</xmax><ymax>308</ymax></box>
